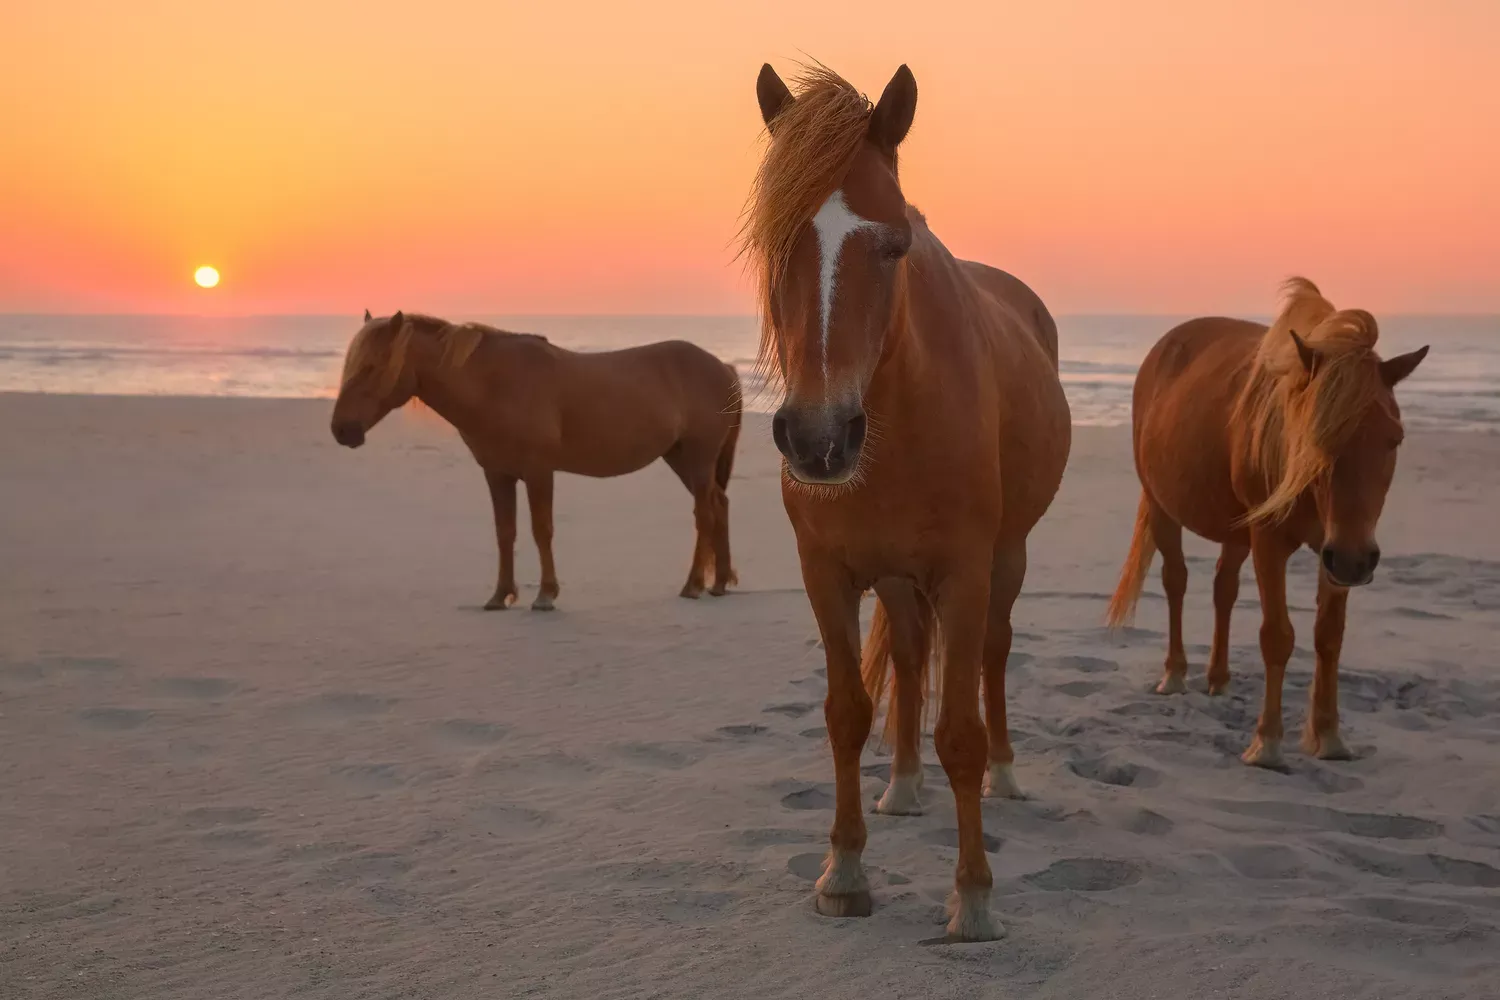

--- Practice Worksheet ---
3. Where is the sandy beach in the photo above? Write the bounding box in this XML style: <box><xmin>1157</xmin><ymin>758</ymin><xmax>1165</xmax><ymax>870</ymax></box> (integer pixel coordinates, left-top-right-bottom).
<box><xmin>3</xmin><ymin>391</ymin><xmax>1498</xmax><ymax>999</ymax></box>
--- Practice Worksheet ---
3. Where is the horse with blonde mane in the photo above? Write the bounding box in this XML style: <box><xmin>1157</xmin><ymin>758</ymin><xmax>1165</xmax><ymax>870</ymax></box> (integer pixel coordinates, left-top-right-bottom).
<box><xmin>745</xmin><ymin>62</ymin><xmax>1071</xmax><ymax>941</ymax></box>
<box><xmin>331</xmin><ymin>311</ymin><xmax>741</xmax><ymax>608</ymax></box>
<box><xmin>1107</xmin><ymin>279</ymin><xmax>1428</xmax><ymax>768</ymax></box>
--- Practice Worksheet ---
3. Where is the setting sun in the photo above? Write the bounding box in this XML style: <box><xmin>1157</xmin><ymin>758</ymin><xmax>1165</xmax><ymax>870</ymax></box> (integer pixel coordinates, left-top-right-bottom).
<box><xmin>193</xmin><ymin>266</ymin><xmax>220</xmax><ymax>289</ymax></box>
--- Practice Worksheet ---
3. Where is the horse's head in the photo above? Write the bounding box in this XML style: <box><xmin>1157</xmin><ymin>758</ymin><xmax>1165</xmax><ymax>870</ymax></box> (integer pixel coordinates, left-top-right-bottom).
<box><xmin>1288</xmin><ymin>329</ymin><xmax>1428</xmax><ymax>587</ymax></box>
<box><xmin>748</xmin><ymin>63</ymin><xmax>918</xmax><ymax>486</ymax></box>
<box><xmin>330</xmin><ymin>310</ymin><xmax>415</xmax><ymax>448</ymax></box>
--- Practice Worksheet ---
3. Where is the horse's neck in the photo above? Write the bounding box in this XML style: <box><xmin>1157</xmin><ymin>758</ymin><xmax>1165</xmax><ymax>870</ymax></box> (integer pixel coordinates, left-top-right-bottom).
<box><xmin>407</xmin><ymin>335</ymin><xmax>482</xmax><ymax>430</ymax></box>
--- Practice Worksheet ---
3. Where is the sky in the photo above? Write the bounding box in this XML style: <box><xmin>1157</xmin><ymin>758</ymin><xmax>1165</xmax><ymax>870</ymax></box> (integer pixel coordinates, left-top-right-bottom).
<box><xmin>1</xmin><ymin>1</ymin><xmax>1496</xmax><ymax>316</ymax></box>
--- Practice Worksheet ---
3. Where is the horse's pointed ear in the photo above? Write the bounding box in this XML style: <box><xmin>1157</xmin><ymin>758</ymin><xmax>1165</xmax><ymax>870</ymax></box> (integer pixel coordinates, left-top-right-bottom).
<box><xmin>363</xmin><ymin>309</ymin><xmax>372</xmax><ymax>322</ymax></box>
<box><xmin>1380</xmin><ymin>344</ymin><xmax>1429</xmax><ymax>387</ymax></box>
<box><xmin>389</xmin><ymin>310</ymin><xmax>405</xmax><ymax>332</ymax></box>
<box><xmin>757</xmin><ymin>63</ymin><xmax>794</xmax><ymax>133</ymax></box>
<box><xmin>1289</xmin><ymin>329</ymin><xmax>1319</xmax><ymax>377</ymax></box>
<box><xmin>868</xmin><ymin>64</ymin><xmax>917</xmax><ymax>151</ymax></box>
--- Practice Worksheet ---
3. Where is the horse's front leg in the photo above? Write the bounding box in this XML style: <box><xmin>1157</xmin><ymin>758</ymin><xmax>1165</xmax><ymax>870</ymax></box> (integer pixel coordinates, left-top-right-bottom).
<box><xmin>933</xmin><ymin>563</ymin><xmax>1002</xmax><ymax>941</ymax></box>
<box><xmin>483</xmin><ymin>469</ymin><xmax>519</xmax><ymax>610</ymax></box>
<box><xmin>801</xmin><ymin>553</ymin><xmax>874</xmax><ymax>918</ymax></box>
<box><xmin>524</xmin><ymin>472</ymin><xmax>560</xmax><ymax>611</ymax></box>
<box><xmin>1303</xmin><ymin>570</ymin><xmax>1353</xmax><ymax>759</ymax></box>
<box><xmin>1243</xmin><ymin>532</ymin><xmax>1296</xmax><ymax>768</ymax></box>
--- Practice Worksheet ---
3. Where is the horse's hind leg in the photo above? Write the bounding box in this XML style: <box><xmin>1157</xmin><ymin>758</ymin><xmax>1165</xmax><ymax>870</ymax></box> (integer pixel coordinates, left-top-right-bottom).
<box><xmin>523</xmin><ymin>473</ymin><xmax>560</xmax><ymax>611</ymax></box>
<box><xmin>1207</xmin><ymin>541</ymin><xmax>1249</xmax><ymax>695</ymax></box>
<box><xmin>1150</xmin><ymin>503</ymin><xmax>1190</xmax><ymax>695</ymax></box>
<box><xmin>982</xmin><ymin>542</ymin><xmax>1026</xmax><ymax>799</ymax></box>
<box><xmin>871</xmin><ymin>579</ymin><xmax>930</xmax><ymax>816</ymax></box>
<box><xmin>662</xmin><ymin>444</ymin><xmax>715</xmax><ymax>599</ymax></box>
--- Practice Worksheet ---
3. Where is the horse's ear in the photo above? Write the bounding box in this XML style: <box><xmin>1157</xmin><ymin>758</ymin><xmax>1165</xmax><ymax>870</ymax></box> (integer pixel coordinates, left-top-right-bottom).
<box><xmin>1380</xmin><ymin>344</ymin><xmax>1429</xmax><ymax>387</ymax></box>
<box><xmin>363</xmin><ymin>309</ymin><xmax>372</xmax><ymax>322</ymax></box>
<box><xmin>1289</xmin><ymin>329</ymin><xmax>1319</xmax><ymax>377</ymax></box>
<box><xmin>868</xmin><ymin>64</ymin><xmax>917</xmax><ymax>151</ymax></box>
<box><xmin>757</xmin><ymin>63</ymin><xmax>794</xmax><ymax>133</ymax></box>
<box><xmin>389</xmin><ymin>310</ymin><xmax>405</xmax><ymax>333</ymax></box>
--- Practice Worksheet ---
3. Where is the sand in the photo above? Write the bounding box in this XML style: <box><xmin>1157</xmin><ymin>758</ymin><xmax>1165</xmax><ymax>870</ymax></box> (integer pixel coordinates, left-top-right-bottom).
<box><xmin>2</xmin><ymin>392</ymin><xmax>1498</xmax><ymax>999</ymax></box>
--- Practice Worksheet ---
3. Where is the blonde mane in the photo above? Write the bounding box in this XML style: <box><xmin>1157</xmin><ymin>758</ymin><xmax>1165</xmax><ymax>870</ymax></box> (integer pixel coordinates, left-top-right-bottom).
<box><xmin>737</xmin><ymin>64</ymin><xmax>877</xmax><ymax>383</ymax></box>
<box><xmin>1234</xmin><ymin>278</ymin><xmax>1388</xmax><ymax>524</ymax></box>
<box><xmin>340</xmin><ymin>315</ymin><xmax>490</xmax><ymax>396</ymax></box>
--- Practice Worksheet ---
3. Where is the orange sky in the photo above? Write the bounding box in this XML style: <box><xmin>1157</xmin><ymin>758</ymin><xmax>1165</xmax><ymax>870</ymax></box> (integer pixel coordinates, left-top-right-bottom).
<box><xmin>1</xmin><ymin>1</ymin><xmax>1496</xmax><ymax>315</ymax></box>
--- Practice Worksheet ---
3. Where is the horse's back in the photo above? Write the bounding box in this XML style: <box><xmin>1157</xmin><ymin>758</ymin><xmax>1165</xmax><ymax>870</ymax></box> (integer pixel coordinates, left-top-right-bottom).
<box><xmin>1133</xmin><ymin>317</ymin><xmax>1263</xmax><ymax>541</ymax></box>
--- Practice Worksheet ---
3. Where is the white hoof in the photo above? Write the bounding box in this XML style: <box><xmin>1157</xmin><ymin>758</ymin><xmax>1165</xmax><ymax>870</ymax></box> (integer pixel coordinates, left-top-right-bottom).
<box><xmin>982</xmin><ymin>762</ymin><xmax>1025</xmax><ymax>799</ymax></box>
<box><xmin>531</xmin><ymin>594</ymin><xmax>555</xmax><ymax>611</ymax></box>
<box><xmin>945</xmin><ymin>886</ymin><xmax>1004</xmax><ymax>942</ymax></box>
<box><xmin>1304</xmin><ymin>727</ymin><xmax>1353</xmax><ymax>761</ymax></box>
<box><xmin>1241</xmin><ymin>736</ymin><xmax>1284</xmax><ymax>769</ymax></box>
<box><xmin>814</xmin><ymin>849</ymin><xmax>871</xmax><ymax>917</ymax></box>
<box><xmin>874</xmin><ymin>771</ymin><xmax>923</xmax><ymax>816</ymax></box>
<box><xmin>1155</xmin><ymin>672</ymin><xmax>1187</xmax><ymax>695</ymax></box>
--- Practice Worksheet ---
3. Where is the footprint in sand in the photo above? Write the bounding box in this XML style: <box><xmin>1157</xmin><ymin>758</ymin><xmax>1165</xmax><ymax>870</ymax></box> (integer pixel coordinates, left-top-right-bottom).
<box><xmin>291</xmin><ymin>692</ymin><xmax>393</xmax><ymax>723</ymax></box>
<box><xmin>763</xmin><ymin>702</ymin><xmax>819</xmax><ymax>718</ymax></box>
<box><xmin>1331</xmin><ymin>844</ymin><xmax>1500</xmax><ymax>888</ymax></box>
<box><xmin>1123</xmin><ymin>809</ymin><xmax>1174</xmax><ymax>836</ymax></box>
<box><xmin>732</xmin><ymin>828</ymin><xmax>821</xmax><ymax>848</ymax></box>
<box><xmin>716</xmin><ymin>724</ymin><xmax>769</xmax><ymax>739</ymax></box>
<box><xmin>151</xmin><ymin>677</ymin><xmax>238</xmax><ymax>699</ymax></box>
<box><xmin>781</xmin><ymin>786</ymin><xmax>834</xmax><ymax>811</ymax></box>
<box><xmin>333</xmin><ymin>763</ymin><xmax>405</xmax><ymax>794</ymax></box>
<box><xmin>1348</xmin><ymin>896</ymin><xmax>1475</xmax><ymax>929</ymax></box>
<box><xmin>77</xmin><ymin>707</ymin><xmax>152</xmax><ymax>731</ymax></box>
<box><xmin>318</xmin><ymin>851</ymin><xmax>414</xmax><ymax>885</ymax></box>
<box><xmin>1068</xmin><ymin>755</ymin><xmax>1158</xmax><ymax>788</ymax></box>
<box><xmin>920</xmin><ymin>828</ymin><xmax>1002</xmax><ymax>854</ymax></box>
<box><xmin>1211</xmin><ymin>799</ymin><xmax>1442</xmax><ymax>840</ymax></box>
<box><xmin>1222</xmin><ymin>843</ymin><xmax>1310</xmax><ymax>881</ymax></box>
<box><xmin>182</xmin><ymin>806</ymin><xmax>267</xmax><ymax>827</ymax></box>
<box><xmin>432</xmin><ymin>719</ymin><xmax>510</xmax><ymax>746</ymax></box>
<box><xmin>1054</xmin><ymin>680</ymin><xmax>1107</xmax><ymax>698</ymax></box>
<box><xmin>614</xmin><ymin>742</ymin><xmax>705</xmax><ymax>770</ymax></box>
<box><xmin>1049</xmin><ymin>655</ymin><xmax>1119</xmax><ymax>674</ymax></box>
<box><xmin>799</xmin><ymin>726</ymin><xmax>828</xmax><ymax>740</ymax></box>
<box><xmin>1024</xmin><ymin>858</ymin><xmax>1142</xmax><ymax>892</ymax></box>
<box><xmin>786</xmin><ymin>852</ymin><xmax>826</xmax><ymax>881</ymax></box>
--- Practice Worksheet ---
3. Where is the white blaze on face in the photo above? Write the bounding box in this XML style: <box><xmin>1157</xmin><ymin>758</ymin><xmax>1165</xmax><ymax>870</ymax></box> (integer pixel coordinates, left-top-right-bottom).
<box><xmin>810</xmin><ymin>190</ymin><xmax>879</xmax><ymax>387</ymax></box>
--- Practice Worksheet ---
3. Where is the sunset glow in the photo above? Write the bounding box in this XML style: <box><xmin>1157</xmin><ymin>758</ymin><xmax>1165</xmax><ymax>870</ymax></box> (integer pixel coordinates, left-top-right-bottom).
<box><xmin>194</xmin><ymin>266</ymin><xmax>220</xmax><ymax>289</ymax></box>
<box><xmin>1</xmin><ymin>1</ymin><xmax>1496</xmax><ymax>316</ymax></box>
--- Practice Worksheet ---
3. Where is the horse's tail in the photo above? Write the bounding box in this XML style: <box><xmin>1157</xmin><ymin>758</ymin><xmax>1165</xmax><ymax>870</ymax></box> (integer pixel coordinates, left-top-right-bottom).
<box><xmin>860</xmin><ymin>594</ymin><xmax>938</xmax><ymax>746</ymax></box>
<box><xmin>1106</xmin><ymin>492</ymin><xmax>1157</xmax><ymax>628</ymax></box>
<box><xmin>716</xmin><ymin>365</ymin><xmax>742</xmax><ymax>493</ymax></box>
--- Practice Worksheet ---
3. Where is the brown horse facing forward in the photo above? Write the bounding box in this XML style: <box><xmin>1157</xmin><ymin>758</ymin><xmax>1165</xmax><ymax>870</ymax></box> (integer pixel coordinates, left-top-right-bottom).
<box><xmin>1107</xmin><ymin>279</ymin><xmax>1428</xmax><ymax>768</ymax></box>
<box><xmin>331</xmin><ymin>312</ymin><xmax>741</xmax><ymax>608</ymax></box>
<box><xmin>745</xmin><ymin>64</ymin><xmax>1071</xmax><ymax>940</ymax></box>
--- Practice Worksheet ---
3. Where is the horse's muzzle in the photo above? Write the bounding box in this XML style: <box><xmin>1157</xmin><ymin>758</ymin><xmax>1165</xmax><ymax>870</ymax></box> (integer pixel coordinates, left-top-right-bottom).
<box><xmin>773</xmin><ymin>404</ymin><xmax>867</xmax><ymax>485</ymax></box>
<box><xmin>1322</xmin><ymin>544</ymin><xmax>1379</xmax><ymax>588</ymax></box>
<box><xmin>332</xmin><ymin>421</ymin><xmax>366</xmax><ymax>449</ymax></box>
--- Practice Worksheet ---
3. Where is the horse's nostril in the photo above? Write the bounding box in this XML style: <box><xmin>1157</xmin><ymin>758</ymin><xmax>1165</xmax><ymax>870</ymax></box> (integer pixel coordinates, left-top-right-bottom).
<box><xmin>845</xmin><ymin>411</ymin><xmax>867</xmax><ymax>453</ymax></box>
<box><xmin>1368</xmin><ymin>547</ymin><xmax>1381</xmax><ymax>572</ymax></box>
<box><xmin>1321</xmin><ymin>547</ymin><xmax>1337</xmax><ymax>574</ymax></box>
<box><xmin>771</xmin><ymin>411</ymin><xmax>793</xmax><ymax>458</ymax></box>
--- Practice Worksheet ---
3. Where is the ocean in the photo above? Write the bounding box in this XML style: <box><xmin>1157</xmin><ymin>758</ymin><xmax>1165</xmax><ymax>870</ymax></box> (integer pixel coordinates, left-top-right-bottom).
<box><xmin>0</xmin><ymin>313</ymin><xmax>1495</xmax><ymax>430</ymax></box>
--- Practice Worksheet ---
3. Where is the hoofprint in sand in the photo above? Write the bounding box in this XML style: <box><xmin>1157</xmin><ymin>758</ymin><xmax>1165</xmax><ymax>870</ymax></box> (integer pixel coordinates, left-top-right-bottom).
<box><xmin>3</xmin><ymin>394</ymin><xmax>1498</xmax><ymax>998</ymax></box>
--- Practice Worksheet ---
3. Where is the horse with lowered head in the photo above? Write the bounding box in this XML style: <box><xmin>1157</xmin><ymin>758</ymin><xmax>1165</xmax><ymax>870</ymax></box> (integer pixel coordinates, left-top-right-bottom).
<box><xmin>745</xmin><ymin>62</ymin><xmax>1071</xmax><ymax>941</ymax></box>
<box><xmin>331</xmin><ymin>311</ymin><xmax>741</xmax><ymax>608</ymax></box>
<box><xmin>1107</xmin><ymin>279</ymin><xmax>1428</xmax><ymax>768</ymax></box>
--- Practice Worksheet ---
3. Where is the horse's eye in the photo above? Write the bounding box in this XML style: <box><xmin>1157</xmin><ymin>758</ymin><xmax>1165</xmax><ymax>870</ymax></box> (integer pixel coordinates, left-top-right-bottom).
<box><xmin>881</xmin><ymin>242</ymin><xmax>907</xmax><ymax>261</ymax></box>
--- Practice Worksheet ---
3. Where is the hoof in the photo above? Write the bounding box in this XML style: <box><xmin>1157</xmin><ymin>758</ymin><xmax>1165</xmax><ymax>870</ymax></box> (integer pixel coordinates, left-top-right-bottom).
<box><xmin>679</xmin><ymin>583</ymin><xmax>704</xmax><ymax>600</ymax></box>
<box><xmin>1155</xmin><ymin>673</ymin><xmax>1187</xmax><ymax>695</ymax></box>
<box><xmin>814</xmin><ymin>890</ymin><xmax>873</xmax><ymax>918</ymax></box>
<box><xmin>1206</xmin><ymin>675</ymin><xmax>1231</xmax><ymax>697</ymax></box>
<box><xmin>483</xmin><ymin>591</ymin><xmax>517</xmax><ymax>610</ymax></box>
<box><xmin>874</xmin><ymin>772</ymin><xmax>923</xmax><ymax>816</ymax></box>
<box><xmin>944</xmin><ymin>887</ymin><xmax>1004</xmax><ymax>942</ymax></box>
<box><xmin>708</xmin><ymin>584</ymin><xmax>729</xmax><ymax>597</ymax></box>
<box><xmin>982</xmin><ymin>762</ymin><xmax>1025</xmax><ymax>800</ymax></box>
<box><xmin>1241</xmin><ymin>736</ymin><xmax>1285</xmax><ymax>769</ymax></box>
<box><xmin>530</xmin><ymin>594</ymin><xmax>556</xmax><ymax>612</ymax></box>
<box><xmin>815</xmin><ymin>849</ymin><xmax>869</xmax><ymax>915</ymax></box>
<box><xmin>1303</xmin><ymin>727</ymin><xmax>1353</xmax><ymax>760</ymax></box>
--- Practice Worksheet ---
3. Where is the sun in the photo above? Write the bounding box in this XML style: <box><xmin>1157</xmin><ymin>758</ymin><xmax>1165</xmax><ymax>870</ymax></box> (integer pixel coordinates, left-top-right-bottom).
<box><xmin>194</xmin><ymin>265</ymin><xmax>220</xmax><ymax>289</ymax></box>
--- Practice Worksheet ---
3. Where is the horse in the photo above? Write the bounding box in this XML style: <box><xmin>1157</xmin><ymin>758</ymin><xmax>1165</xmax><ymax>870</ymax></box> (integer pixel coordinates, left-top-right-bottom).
<box><xmin>1106</xmin><ymin>278</ymin><xmax>1428</xmax><ymax>768</ymax></box>
<box><xmin>743</xmin><ymin>63</ymin><xmax>1071</xmax><ymax>941</ymax></box>
<box><xmin>330</xmin><ymin>311</ymin><xmax>742</xmax><ymax>609</ymax></box>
